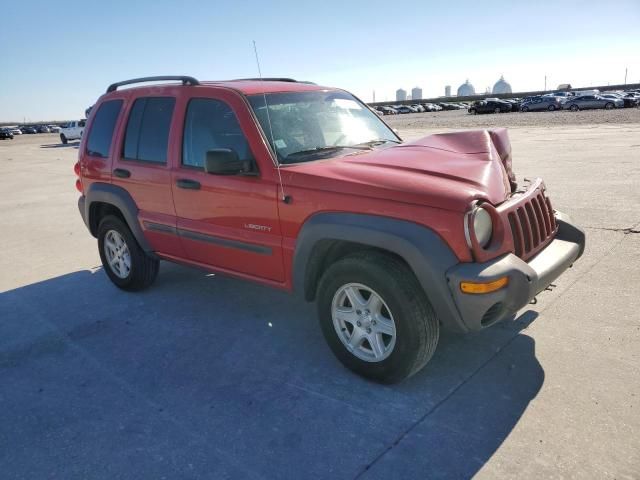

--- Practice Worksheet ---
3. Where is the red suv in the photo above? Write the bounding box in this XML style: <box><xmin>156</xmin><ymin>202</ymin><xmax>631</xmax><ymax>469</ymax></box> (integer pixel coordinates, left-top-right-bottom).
<box><xmin>76</xmin><ymin>76</ymin><xmax>585</xmax><ymax>383</ymax></box>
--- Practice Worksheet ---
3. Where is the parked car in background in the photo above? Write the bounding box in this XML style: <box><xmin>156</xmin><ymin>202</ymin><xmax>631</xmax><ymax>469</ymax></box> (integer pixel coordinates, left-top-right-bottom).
<box><xmin>600</xmin><ymin>92</ymin><xmax>640</xmax><ymax>108</ymax></box>
<box><xmin>376</xmin><ymin>106</ymin><xmax>397</xmax><ymax>115</ymax></box>
<box><xmin>0</xmin><ymin>128</ymin><xmax>14</xmax><ymax>140</ymax></box>
<box><xmin>20</xmin><ymin>126</ymin><xmax>37</xmax><ymax>134</ymax></box>
<box><xmin>59</xmin><ymin>119</ymin><xmax>86</xmax><ymax>143</ymax></box>
<box><xmin>563</xmin><ymin>95</ymin><xmax>622</xmax><ymax>111</ymax></box>
<box><xmin>411</xmin><ymin>104</ymin><xmax>425</xmax><ymax>112</ymax></box>
<box><xmin>546</xmin><ymin>91</ymin><xmax>573</xmax><ymax>98</ymax></box>
<box><xmin>600</xmin><ymin>93</ymin><xmax>638</xmax><ymax>108</ymax></box>
<box><xmin>505</xmin><ymin>99</ymin><xmax>521</xmax><ymax>112</ymax></box>
<box><xmin>395</xmin><ymin>105</ymin><xmax>416</xmax><ymax>114</ymax></box>
<box><xmin>468</xmin><ymin>99</ymin><xmax>512</xmax><ymax>114</ymax></box>
<box><xmin>37</xmin><ymin>125</ymin><xmax>50</xmax><ymax>133</ymax></box>
<box><xmin>439</xmin><ymin>103</ymin><xmax>462</xmax><ymax>111</ymax></box>
<box><xmin>48</xmin><ymin>125</ymin><xmax>61</xmax><ymax>133</ymax></box>
<box><xmin>10</xmin><ymin>127</ymin><xmax>22</xmax><ymax>135</ymax></box>
<box><xmin>421</xmin><ymin>103</ymin><xmax>440</xmax><ymax>112</ymax></box>
<box><xmin>571</xmin><ymin>89</ymin><xmax>600</xmax><ymax>97</ymax></box>
<box><xmin>520</xmin><ymin>96</ymin><xmax>563</xmax><ymax>112</ymax></box>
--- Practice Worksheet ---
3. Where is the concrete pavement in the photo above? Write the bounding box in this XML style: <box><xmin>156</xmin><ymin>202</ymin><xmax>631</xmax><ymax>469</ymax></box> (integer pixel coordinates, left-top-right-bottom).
<box><xmin>0</xmin><ymin>127</ymin><xmax>638</xmax><ymax>479</ymax></box>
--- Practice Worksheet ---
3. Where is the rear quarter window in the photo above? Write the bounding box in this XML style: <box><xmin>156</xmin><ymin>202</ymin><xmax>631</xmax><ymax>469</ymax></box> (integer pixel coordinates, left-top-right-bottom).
<box><xmin>86</xmin><ymin>100</ymin><xmax>123</xmax><ymax>158</ymax></box>
<box><xmin>123</xmin><ymin>97</ymin><xmax>175</xmax><ymax>163</ymax></box>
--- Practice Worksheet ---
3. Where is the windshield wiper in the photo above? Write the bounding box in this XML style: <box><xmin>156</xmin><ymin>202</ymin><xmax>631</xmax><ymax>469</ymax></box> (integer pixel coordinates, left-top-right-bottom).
<box><xmin>355</xmin><ymin>138</ymin><xmax>402</xmax><ymax>147</ymax></box>
<box><xmin>285</xmin><ymin>145</ymin><xmax>371</xmax><ymax>160</ymax></box>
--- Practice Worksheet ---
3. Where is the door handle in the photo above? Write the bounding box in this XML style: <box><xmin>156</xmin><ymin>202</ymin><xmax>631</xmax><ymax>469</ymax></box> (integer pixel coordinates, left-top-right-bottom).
<box><xmin>113</xmin><ymin>168</ymin><xmax>131</xmax><ymax>178</ymax></box>
<box><xmin>176</xmin><ymin>178</ymin><xmax>201</xmax><ymax>190</ymax></box>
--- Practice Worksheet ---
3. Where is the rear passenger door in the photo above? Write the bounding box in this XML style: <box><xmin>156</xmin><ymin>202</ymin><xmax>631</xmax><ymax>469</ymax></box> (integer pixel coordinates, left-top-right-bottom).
<box><xmin>111</xmin><ymin>96</ymin><xmax>184</xmax><ymax>257</ymax></box>
<box><xmin>171</xmin><ymin>92</ymin><xmax>284</xmax><ymax>283</ymax></box>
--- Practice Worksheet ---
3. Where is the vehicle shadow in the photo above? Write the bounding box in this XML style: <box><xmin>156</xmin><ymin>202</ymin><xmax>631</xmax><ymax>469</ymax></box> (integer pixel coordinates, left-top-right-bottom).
<box><xmin>0</xmin><ymin>264</ymin><xmax>543</xmax><ymax>479</ymax></box>
<box><xmin>40</xmin><ymin>143</ymin><xmax>79</xmax><ymax>149</ymax></box>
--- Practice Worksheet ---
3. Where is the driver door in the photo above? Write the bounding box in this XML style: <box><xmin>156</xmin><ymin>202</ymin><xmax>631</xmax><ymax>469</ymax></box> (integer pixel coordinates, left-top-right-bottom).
<box><xmin>170</xmin><ymin>91</ymin><xmax>285</xmax><ymax>283</ymax></box>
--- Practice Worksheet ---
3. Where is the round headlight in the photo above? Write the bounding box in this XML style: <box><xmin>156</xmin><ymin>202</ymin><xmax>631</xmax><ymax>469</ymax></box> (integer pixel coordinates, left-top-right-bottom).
<box><xmin>473</xmin><ymin>207</ymin><xmax>493</xmax><ymax>247</ymax></box>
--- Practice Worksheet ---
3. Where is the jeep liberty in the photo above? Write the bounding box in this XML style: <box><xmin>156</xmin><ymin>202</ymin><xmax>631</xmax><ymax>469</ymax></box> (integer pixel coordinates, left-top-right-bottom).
<box><xmin>75</xmin><ymin>76</ymin><xmax>585</xmax><ymax>383</ymax></box>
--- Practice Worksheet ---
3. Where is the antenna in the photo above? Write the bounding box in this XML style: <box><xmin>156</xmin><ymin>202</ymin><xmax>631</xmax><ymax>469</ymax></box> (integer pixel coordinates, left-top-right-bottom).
<box><xmin>253</xmin><ymin>40</ymin><xmax>288</xmax><ymax>203</ymax></box>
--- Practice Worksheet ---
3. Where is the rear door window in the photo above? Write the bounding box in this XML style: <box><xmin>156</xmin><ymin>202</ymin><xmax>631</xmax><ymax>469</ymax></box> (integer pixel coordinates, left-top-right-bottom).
<box><xmin>86</xmin><ymin>100</ymin><xmax>123</xmax><ymax>158</ymax></box>
<box><xmin>123</xmin><ymin>97</ymin><xmax>175</xmax><ymax>163</ymax></box>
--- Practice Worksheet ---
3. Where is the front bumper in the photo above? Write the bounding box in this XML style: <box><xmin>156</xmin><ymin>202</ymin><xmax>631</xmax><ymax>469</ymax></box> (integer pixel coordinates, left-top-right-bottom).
<box><xmin>446</xmin><ymin>211</ymin><xmax>585</xmax><ymax>331</ymax></box>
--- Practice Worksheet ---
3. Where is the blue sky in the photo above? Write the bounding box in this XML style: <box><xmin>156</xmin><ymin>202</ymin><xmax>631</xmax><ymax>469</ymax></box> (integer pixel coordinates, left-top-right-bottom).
<box><xmin>1</xmin><ymin>0</ymin><xmax>639</xmax><ymax>121</ymax></box>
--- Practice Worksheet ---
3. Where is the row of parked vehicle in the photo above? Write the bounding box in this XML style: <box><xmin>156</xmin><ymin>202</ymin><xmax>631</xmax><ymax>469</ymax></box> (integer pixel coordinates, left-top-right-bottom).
<box><xmin>374</xmin><ymin>102</ymin><xmax>468</xmax><ymax>115</ymax></box>
<box><xmin>371</xmin><ymin>88</ymin><xmax>640</xmax><ymax>116</ymax></box>
<box><xmin>0</xmin><ymin>124</ymin><xmax>63</xmax><ymax>139</ymax></box>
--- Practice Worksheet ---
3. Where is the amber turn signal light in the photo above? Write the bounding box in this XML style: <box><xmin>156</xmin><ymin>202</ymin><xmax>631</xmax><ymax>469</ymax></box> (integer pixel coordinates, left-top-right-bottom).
<box><xmin>460</xmin><ymin>276</ymin><xmax>509</xmax><ymax>294</ymax></box>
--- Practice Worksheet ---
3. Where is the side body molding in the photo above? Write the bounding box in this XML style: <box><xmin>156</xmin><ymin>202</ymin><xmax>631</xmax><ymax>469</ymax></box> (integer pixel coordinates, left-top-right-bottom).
<box><xmin>292</xmin><ymin>213</ymin><xmax>468</xmax><ymax>333</ymax></box>
<box><xmin>80</xmin><ymin>182</ymin><xmax>153</xmax><ymax>253</ymax></box>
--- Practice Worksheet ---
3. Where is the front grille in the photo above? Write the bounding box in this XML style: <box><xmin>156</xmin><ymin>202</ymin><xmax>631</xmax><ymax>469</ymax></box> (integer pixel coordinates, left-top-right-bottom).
<box><xmin>506</xmin><ymin>190</ymin><xmax>557</xmax><ymax>260</ymax></box>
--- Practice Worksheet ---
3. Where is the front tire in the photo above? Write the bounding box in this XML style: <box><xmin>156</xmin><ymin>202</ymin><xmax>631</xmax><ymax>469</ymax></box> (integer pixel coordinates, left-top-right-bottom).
<box><xmin>98</xmin><ymin>215</ymin><xmax>159</xmax><ymax>291</ymax></box>
<box><xmin>60</xmin><ymin>133</ymin><xmax>68</xmax><ymax>144</ymax></box>
<box><xmin>316</xmin><ymin>251</ymin><xmax>439</xmax><ymax>383</ymax></box>
<box><xmin>605</xmin><ymin>102</ymin><xmax>614</xmax><ymax>110</ymax></box>
<box><xmin>570</xmin><ymin>104</ymin><xmax>579</xmax><ymax>111</ymax></box>
<box><xmin>494</xmin><ymin>107</ymin><xmax>501</xmax><ymax>114</ymax></box>
<box><xmin>548</xmin><ymin>105</ymin><xmax>556</xmax><ymax>111</ymax></box>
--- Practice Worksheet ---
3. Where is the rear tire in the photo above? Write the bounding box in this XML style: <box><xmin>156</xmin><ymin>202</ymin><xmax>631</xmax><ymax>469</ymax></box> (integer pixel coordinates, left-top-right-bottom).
<box><xmin>521</xmin><ymin>106</ymin><xmax>529</xmax><ymax>112</ymax></box>
<box><xmin>570</xmin><ymin>104</ymin><xmax>579</xmax><ymax>111</ymax></box>
<box><xmin>60</xmin><ymin>133</ymin><xmax>68</xmax><ymax>144</ymax></box>
<box><xmin>548</xmin><ymin>105</ymin><xmax>556</xmax><ymax>111</ymax></box>
<box><xmin>98</xmin><ymin>215</ymin><xmax>159</xmax><ymax>291</ymax></box>
<box><xmin>469</xmin><ymin>108</ymin><xmax>476</xmax><ymax>115</ymax></box>
<box><xmin>494</xmin><ymin>107</ymin><xmax>501</xmax><ymax>114</ymax></box>
<box><xmin>316</xmin><ymin>251</ymin><xmax>439</xmax><ymax>383</ymax></box>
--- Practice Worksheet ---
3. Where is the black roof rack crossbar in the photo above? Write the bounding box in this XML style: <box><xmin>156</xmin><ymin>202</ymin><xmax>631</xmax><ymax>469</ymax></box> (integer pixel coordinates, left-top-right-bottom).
<box><xmin>106</xmin><ymin>76</ymin><xmax>200</xmax><ymax>93</ymax></box>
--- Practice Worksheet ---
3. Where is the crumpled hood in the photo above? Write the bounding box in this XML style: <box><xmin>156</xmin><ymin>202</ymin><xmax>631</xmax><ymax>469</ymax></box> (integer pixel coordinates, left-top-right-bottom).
<box><xmin>281</xmin><ymin>129</ymin><xmax>514</xmax><ymax>212</ymax></box>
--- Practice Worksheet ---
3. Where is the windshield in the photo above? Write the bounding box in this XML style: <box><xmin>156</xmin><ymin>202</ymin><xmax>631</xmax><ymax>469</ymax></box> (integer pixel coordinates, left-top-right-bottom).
<box><xmin>248</xmin><ymin>91</ymin><xmax>399</xmax><ymax>164</ymax></box>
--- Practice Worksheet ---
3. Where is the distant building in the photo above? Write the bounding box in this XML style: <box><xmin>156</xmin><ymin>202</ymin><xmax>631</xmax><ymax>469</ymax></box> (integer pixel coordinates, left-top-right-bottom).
<box><xmin>411</xmin><ymin>87</ymin><xmax>423</xmax><ymax>101</ymax></box>
<box><xmin>492</xmin><ymin>75</ymin><xmax>512</xmax><ymax>94</ymax></box>
<box><xmin>445</xmin><ymin>85</ymin><xmax>451</xmax><ymax>97</ymax></box>
<box><xmin>457</xmin><ymin>79</ymin><xmax>476</xmax><ymax>96</ymax></box>
<box><xmin>396</xmin><ymin>88</ymin><xmax>407</xmax><ymax>101</ymax></box>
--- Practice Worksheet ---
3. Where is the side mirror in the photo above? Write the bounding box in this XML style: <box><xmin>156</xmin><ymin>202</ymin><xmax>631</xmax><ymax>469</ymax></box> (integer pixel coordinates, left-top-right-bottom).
<box><xmin>204</xmin><ymin>149</ymin><xmax>251</xmax><ymax>175</ymax></box>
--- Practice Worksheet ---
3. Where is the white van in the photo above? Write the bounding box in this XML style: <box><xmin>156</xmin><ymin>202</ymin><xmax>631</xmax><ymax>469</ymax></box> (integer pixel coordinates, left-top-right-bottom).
<box><xmin>571</xmin><ymin>89</ymin><xmax>600</xmax><ymax>97</ymax></box>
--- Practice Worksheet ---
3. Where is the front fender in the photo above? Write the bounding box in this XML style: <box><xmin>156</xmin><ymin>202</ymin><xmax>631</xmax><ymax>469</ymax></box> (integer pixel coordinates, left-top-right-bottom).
<box><xmin>292</xmin><ymin>213</ymin><xmax>469</xmax><ymax>333</ymax></box>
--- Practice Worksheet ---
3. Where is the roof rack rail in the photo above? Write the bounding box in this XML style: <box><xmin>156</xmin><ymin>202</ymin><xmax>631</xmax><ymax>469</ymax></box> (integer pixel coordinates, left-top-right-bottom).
<box><xmin>106</xmin><ymin>76</ymin><xmax>200</xmax><ymax>93</ymax></box>
<box><xmin>232</xmin><ymin>77</ymin><xmax>298</xmax><ymax>83</ymax></box>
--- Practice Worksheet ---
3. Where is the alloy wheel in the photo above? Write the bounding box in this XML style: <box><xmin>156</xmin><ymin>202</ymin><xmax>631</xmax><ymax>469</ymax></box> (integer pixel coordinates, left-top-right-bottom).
<box><xmin>331</xmin><ymin>283</ymin><xmax>397</xmax><ymax>362</ymax></box>
<box><xmin>104</xmin><ymin>230</ymin><xmax>131</xmax><ymax>279</ymax></box>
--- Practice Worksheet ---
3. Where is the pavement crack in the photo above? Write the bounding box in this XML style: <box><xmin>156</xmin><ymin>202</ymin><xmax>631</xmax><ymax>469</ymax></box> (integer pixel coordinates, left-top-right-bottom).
<box><xmin>583</xmin><ymin>226</ymin><xmax>640</xmax><ymax>234</ymax></box>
